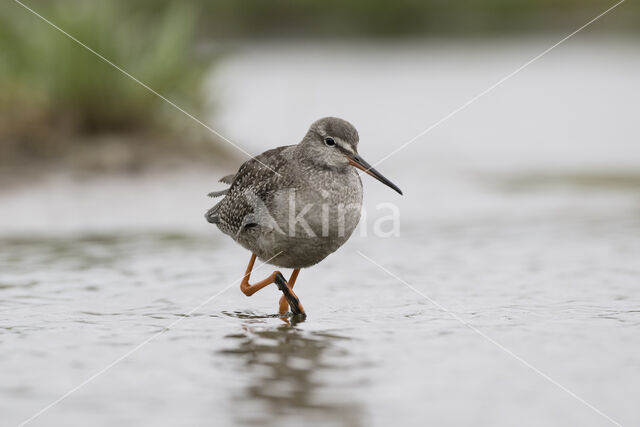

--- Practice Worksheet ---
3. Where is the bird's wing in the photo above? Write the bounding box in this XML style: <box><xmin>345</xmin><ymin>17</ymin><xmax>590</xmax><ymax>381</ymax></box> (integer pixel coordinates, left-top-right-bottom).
<box><xmin>207</xmin><ymin>189</ymin><xmax>228</xmax><ymax>198</ymax></box>
<box><xmin>206</xmin><ymin>175</ymin><xmax>234</xmax><ymax>199</ymax></box>
<box><xmin>205</xmin><ymin>146</ymin><xmax>295</xmax><ymax>234</ymax></box>
<box><xmin>219</xmin><ymin>174</ymin><xmax>235</xmax><ymax>185</ymax></box>
<box><xmin>226</xmin><ymin>146</ymin><xmax>293</xmax><ymax>193</ymax></box>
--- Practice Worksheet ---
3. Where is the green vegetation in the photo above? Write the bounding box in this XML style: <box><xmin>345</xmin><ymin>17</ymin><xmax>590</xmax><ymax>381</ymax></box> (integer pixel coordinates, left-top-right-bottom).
<box><xmin>0</xmin><ymin>1</ymin><xmax>216</xmax><ymax>167</ymax></box>
<box><xmin>1</xmin><ymin>0</ymin><xmax>637</xmax><ymax>168</ymax></box>
<box><xmin>147</xmin><ymin>0</ymin><xmax>639</xmax><ymax>38</ymax></box>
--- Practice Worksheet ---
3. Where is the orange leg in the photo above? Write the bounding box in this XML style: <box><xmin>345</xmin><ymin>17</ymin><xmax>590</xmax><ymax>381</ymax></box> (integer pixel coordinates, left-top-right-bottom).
<box><xmin>240</xmin><ymin>254</ymin><xmax>278</xmax><ymax>296</ymax></box>
<box><xmin>240</xmin><ymin>254</ymin><xmax>305</xmax><ymax>316</ymax></box>
<box><xmin>279</xmin><ymin>269</ymin><xmax>300</xmax><ymax>314</ymax></box>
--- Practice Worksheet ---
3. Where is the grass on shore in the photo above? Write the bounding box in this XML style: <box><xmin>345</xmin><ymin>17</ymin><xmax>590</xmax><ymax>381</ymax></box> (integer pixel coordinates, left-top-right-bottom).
<box><xmin>0</xmin><ymin>1</ymin><xmax>220</xmax><ymax>169</ymax></box>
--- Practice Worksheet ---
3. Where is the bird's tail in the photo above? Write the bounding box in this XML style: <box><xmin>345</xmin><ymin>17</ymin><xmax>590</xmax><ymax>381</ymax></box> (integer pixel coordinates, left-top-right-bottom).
<box><xmin>205</xmin><ymin>202</ymin><xmax>221</xmax><ymax>224</ymax></box>
<box><xmin>205</xmin><ymin>173</ymin><xmax>236</xmax><ymax>224</ymax></box>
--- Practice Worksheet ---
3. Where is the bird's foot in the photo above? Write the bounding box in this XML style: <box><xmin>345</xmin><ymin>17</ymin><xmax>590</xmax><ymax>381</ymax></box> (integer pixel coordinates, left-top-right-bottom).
<box><xmin>274</xmin><ymin>271</ymin><xmax>306</xmax><ymax>317</ymax></box>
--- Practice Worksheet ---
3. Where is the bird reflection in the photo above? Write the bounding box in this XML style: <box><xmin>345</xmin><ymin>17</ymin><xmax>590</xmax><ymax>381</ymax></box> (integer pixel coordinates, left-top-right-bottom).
<box><xmin>220</xmin><ymin>318</ymin><xmax>365</xmax><ymax>426</ymax></box>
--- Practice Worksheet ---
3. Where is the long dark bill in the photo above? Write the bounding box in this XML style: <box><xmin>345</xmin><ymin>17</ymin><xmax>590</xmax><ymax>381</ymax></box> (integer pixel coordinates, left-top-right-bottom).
<box><xmin>348</xmin><ymin>154</ymin><xmax>403</xmax><ymax>195</ymax></box>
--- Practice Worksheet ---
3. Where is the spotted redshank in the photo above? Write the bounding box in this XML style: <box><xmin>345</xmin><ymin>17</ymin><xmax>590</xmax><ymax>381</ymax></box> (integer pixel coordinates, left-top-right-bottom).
<box><xmin>205</xmin><ymin>117</ymin><xmax>402</xmax><ymax>317</ymax></box>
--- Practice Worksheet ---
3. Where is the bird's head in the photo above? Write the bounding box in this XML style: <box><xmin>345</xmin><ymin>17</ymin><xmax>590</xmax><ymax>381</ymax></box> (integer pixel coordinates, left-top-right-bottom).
<box><xmin>299</xmin><ymin>117</ymin><xmax>403</xmax><ymax>195</ymax></box>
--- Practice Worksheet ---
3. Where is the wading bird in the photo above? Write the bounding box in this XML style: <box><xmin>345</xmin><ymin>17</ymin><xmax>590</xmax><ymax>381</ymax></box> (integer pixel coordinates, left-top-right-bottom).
<box><xmin>205</xmin><ymin>117</ymin><xmax>402</xmax><ymax>316</ymax></box>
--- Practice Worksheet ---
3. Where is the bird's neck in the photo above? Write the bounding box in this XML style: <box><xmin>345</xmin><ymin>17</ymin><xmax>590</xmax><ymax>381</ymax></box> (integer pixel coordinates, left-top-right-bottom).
<box><xmin>293</xmin><ymin>145</ymin><xmax>351</xmax><ymax>174</ymax></box>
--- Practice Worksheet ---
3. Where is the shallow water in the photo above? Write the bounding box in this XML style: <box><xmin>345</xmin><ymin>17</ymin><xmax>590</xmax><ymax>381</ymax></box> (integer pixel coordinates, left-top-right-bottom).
<box><xmin>2</xmin><ymin>214</ymin><xmax>639</xmax><ymax>426</ymax></box>
<box><xmin>2</xmin><ymin>40</ymin><xmax>640</xmax><ymax>426</ymax></box>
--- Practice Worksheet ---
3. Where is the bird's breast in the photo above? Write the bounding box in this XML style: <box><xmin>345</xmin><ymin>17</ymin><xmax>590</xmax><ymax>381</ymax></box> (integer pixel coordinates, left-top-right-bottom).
<box><xmin>233</xmin><ymin>167</ymin><xmax>363</xmax><ymax>268</ymax></box>
<box><xmin>267</xmin><ymin>167</ymin><xmax>363</xmax><ymax>239</ymax></box>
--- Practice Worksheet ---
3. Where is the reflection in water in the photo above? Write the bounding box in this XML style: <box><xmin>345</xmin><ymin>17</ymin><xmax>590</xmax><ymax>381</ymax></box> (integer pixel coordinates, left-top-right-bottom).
<box><xmin>221</xmin><ymin>318</ymin><xmax>365</xmax><ymax>426</ymax></box>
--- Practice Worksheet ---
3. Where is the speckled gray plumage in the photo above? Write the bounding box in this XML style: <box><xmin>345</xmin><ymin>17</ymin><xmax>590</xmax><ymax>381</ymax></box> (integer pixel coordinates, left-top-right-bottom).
<box><xmin>206</xmin><ymin>117</ymin><xmax>364</xmax><ymax>268</ymax></box>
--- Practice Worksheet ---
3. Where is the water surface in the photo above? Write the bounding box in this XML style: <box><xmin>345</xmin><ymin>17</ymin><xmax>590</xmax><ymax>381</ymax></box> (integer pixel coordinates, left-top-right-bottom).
<box><xmin>1</xmin><ymin>40</ymin><xmax>640</xmax><ymax>426</ymax></box>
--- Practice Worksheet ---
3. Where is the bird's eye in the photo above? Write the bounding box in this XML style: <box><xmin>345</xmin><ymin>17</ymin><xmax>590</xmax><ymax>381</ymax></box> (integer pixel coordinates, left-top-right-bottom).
<box><xmin>324</xmin><ymin>137</ymin><xmax>336</xmax><ymax>147</ymax></box>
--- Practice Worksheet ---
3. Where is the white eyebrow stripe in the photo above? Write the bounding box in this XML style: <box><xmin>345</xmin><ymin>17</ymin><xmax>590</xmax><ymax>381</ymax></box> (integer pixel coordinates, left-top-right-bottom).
<box><xmin>337</xmin><ymin>140</ymin><xmax>355</xmax><ymax>154</ymax></box>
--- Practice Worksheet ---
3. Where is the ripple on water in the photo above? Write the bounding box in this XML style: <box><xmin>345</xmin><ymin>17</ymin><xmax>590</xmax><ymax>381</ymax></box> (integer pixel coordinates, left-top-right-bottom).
<box><xmin>218</xmin><ymin>320</ymin><xmax>366</xmax><ymax>426</ymax></box>
<box><xmin>0</xmin><ymin>216</ymin><xmax>638</xmax><ymax>426</ymax></box>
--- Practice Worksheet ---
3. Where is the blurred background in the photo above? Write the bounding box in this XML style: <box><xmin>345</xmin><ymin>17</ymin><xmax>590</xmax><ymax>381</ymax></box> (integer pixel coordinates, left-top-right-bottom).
<box><xmin>1</xmin><ymin>1</ymin><xmax>639</xmax><ymax>426</ymax></box>
<box><xmin>1</xmin><ymin>0</ymin><xmax>639</xmax><ymax>176</ymax></box>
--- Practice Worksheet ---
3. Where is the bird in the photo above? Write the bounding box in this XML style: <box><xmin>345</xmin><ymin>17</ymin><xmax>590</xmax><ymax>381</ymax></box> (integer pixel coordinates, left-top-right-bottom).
<box><xmin>205</xmin><ymin>117</ymin><xmax>402</xmax><ymax>317</ymax></box>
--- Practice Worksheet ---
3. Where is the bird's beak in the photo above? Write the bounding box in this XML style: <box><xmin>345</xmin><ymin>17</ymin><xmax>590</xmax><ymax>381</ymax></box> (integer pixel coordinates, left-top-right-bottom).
<box><xmin>347</xmin><ymin>153</ymin><xmax>403</xmax><ymax>195</ymax></box>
